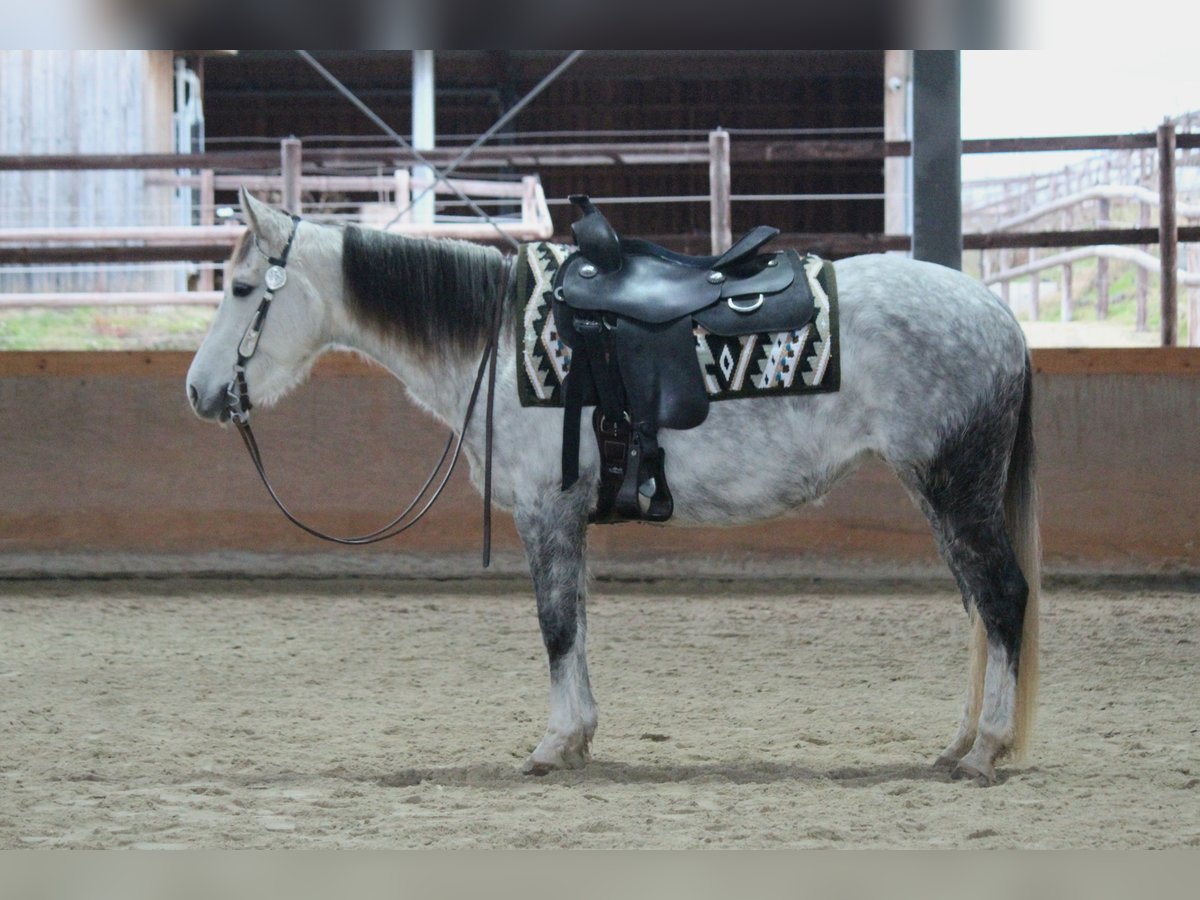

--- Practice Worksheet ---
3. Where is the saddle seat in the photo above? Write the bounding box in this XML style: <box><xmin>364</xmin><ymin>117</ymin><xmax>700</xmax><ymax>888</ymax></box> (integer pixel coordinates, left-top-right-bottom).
<box><xmin>561</xmin><ymin>193</ymin><xmax>789</xmax><ymax>323</ymax></box>
<box><xmin>552</xmin><ymin>195</ymin><xmax>817</xmax><ymax>524</ymax></box>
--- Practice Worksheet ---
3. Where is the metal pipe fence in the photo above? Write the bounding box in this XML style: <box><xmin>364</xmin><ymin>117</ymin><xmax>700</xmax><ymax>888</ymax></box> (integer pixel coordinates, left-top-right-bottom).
<box><xmin>2</xmin><ymin>128</ymin><xmax>1198</xmax><ymax>344</ymax></box>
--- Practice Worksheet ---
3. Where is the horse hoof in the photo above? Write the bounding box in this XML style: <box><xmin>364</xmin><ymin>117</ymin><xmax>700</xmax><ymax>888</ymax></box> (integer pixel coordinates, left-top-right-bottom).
<box><xmin>521</xmin><ymin>738</ymin><xmax>590</xmax><ymax>775</ymax></box>
<box><xmin>951</xmin><ymin>760</ymin><xmax>997</xmax><ymax>786</ymax></box>
<box><xmin>521</xmin><ymin>758</ymin><xmax>557</xmax><ymax>777</ymax></box>
<box><xmin>520</xmin><ymin>753</ymin><xmax>588</xmax><ymax>775</ymax></box>
<box><xmin>933</xmin><ymin>753</ymin><xmax>960</xmax><ymax>771</ymax></box>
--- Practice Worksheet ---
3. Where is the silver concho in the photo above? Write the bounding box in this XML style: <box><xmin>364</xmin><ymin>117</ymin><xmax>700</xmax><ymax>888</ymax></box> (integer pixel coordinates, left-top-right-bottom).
<box><xmin>264</xmin><ymin>265</ymin><xmax>288</xmax><ymax>291</ymax></box>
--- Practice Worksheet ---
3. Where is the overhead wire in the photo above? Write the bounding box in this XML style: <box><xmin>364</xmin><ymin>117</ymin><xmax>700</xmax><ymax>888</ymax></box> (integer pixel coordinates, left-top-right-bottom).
<box><xmin>295</xmin><ymin>50</ymin><xmax>585</xmax><ymax>249</ymax></box>
<box><xmin>384</xmin><ymin>50</ymin><xmax>586</xmax><ymax>230</ymax></box>
<box><xmin>294</xmin><ymin>50</ymin><xmax>518</xmax><ymax>249</ymax></box>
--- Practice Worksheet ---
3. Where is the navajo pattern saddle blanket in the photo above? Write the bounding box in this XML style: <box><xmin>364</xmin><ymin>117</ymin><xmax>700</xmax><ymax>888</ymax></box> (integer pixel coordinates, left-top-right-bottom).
<box><xmin>515</xmin><ymin>241</ymin><xmax>840</xmax><ymax>409</ymax></box>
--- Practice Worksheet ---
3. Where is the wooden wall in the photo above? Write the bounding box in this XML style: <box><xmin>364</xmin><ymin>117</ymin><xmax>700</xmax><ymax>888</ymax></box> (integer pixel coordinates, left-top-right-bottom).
<box><xmin>1</xmin><ymin>350</ymin><xmax>1197</xmax><ymax>579</ymax></box>
<box><xmin>0</xmin><ymin>50</ymin><xmax>176</xmax><ymax>293</ymax></box>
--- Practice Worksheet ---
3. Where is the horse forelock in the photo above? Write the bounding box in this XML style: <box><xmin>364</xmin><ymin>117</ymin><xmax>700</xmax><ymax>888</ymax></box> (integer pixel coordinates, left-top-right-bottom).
<box><xmin>341</xmin><ymin>226</ymin><xmax>506</xmax><ymax>352</ymax></box>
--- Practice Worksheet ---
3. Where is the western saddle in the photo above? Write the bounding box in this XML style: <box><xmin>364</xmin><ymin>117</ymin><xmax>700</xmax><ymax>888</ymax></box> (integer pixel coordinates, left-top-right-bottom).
<box><xmin>553</xmin><ymin>194</ymin><xmax>816</xmax><ymax>524</ymax></box>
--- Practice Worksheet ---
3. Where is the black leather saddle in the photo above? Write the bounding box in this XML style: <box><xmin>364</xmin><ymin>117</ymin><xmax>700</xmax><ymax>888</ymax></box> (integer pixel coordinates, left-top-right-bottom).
<box><xmin>553</xmin><ymin>194</ymin><xmax>816</xmax><ymax>524</ymax></box>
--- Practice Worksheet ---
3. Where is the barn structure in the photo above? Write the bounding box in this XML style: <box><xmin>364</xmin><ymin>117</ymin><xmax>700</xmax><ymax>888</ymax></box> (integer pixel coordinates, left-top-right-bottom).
<box><xmin>198</xmin><ymin>50</ymin><xmax>890</xmax><ymax>241</ymax></box>
<box><xmin>1</xmin><ymin>48</ymin><xmax>1199</xmax><ymax>852</ymax></box>
<box><xmin>0</xmin><ymin>49</ymin><xmax>1195</xmax><ymax>577</ymax></box>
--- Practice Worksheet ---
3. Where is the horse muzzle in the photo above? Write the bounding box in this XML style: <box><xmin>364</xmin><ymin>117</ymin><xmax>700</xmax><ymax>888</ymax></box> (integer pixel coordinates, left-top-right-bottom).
<box><xmin>187</xmin><ymin>380</ymin><xmax>233</xmax><ymax>422</ymax></box>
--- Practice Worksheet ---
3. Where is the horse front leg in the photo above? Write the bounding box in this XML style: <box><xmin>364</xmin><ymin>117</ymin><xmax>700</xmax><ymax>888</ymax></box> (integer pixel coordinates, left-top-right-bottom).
<box><xmin>515</xmin><ymin>484</ymin><xmax>598</xmax><ymax>775</ymax></box>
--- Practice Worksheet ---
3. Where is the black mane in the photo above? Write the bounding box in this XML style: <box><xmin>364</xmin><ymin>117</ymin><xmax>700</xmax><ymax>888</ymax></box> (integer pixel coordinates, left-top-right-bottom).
<box><xmin>341</xmin><ymin>226</ymin><xmax>506</xmax><ymax>351</ymax></box>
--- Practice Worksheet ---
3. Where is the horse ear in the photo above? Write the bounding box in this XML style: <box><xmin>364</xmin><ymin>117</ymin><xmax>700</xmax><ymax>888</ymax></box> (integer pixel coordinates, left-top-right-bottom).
<box><xmin>240</xmin><ymin>188</ymin><xmax>289</xmax><ymax>246</ymax></box>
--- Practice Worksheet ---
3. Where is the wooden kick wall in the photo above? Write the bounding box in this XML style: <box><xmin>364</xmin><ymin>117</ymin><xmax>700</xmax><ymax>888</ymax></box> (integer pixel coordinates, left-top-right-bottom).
<box><xmin>1</xmin><ymin>350</ymin><xmax>1197</xmax><ymax>577</ymax></box>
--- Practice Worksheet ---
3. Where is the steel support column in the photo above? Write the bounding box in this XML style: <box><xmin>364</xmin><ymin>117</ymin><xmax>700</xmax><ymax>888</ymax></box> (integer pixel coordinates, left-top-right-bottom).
<box><xmin>412</xmin><ymin>50</ymin><xmax>436</xmax><ymax>225</ymax></box>
<box><xmin>911</xmin><ymin>50</ymin><xmax>962</xmax><ymax>270</ymax></box>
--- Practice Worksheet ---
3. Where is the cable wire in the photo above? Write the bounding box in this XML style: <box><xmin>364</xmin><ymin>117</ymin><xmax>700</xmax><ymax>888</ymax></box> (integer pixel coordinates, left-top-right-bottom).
<box><xmin>295</xmin><ymin>50</ymin><xmax>585</xmax><ymax>249</ymax></box>
<box><xmin>384</xmin><ymin>50</ymin><xmax>585</xmax><ymax>229</ymax></box>
<box><xmin>295</xmin><ymin>50</ymin><xmax>519</xmax><ymax>250</ymax></box>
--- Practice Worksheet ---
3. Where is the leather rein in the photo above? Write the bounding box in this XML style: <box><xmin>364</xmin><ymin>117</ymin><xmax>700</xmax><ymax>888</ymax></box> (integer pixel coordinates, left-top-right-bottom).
<box><xmin>224</xmin><ymin>216</ymin><xmax>513</xmax><ymax>566</ymax></box>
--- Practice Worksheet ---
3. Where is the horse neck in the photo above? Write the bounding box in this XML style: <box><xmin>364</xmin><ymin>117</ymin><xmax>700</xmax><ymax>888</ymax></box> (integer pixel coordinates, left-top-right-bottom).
<box><xmin>325</xmin><ymin>239</ymin><xmax>501</xmax><ymax>429</ymax></box>
<box><xmin>336</xmin><ymin>319</ymin><xmax>487</xmax><ymax>427</ymax></box>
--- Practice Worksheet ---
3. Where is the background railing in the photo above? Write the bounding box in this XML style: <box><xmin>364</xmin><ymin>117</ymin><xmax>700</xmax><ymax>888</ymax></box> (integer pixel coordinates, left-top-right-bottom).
<box><xmin>1</xmin><ymin>126</ymin><xmax>1198</xmax><ymax>345</ymax></box>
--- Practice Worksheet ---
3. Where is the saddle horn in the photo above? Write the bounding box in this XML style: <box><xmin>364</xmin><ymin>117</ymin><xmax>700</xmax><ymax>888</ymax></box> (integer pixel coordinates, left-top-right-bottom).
<box><xmin>569</xmin><ymin>194</ymin><xmax>622</xmax><ymax>274</ymax></box>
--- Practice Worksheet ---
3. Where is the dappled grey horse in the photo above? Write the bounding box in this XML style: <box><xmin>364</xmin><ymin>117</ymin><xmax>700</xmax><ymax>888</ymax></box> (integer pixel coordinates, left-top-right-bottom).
<box><xmin>187</xmin><ymin>190</ymin><xmax>1039</xmax><ymax>784</ymax></box>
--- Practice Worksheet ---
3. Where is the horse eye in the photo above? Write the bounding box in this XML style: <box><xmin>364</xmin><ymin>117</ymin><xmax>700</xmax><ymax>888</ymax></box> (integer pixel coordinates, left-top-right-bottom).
<box><xmin>231</xmin><ymin>282</ymin><xmax>255</xmax><ymax>298</ymax></box>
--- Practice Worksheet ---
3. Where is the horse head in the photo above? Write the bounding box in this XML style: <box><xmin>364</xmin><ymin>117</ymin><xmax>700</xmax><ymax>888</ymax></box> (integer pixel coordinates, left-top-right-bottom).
<box><xmin>186</xmin><ymin>189</ymin><xmax>336</xmax><ymax>421</ymax></box>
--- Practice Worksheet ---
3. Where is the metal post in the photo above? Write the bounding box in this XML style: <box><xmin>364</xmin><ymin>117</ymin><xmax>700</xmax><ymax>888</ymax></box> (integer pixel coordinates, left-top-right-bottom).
<box><xmin>999</xmin><ymin>248</ymin><xmax>1011</xmax><ymax>308</ymax></box>
<box><xmin>1028</xmin><ymin>250</ymin><xmax>1040</xmax><ymax>321</ymax></box>
<box><xmin>1096</xmin><ymin>197</ymin><xmax>1111</xmax><ymax>319</ymax></box>
<box><xmin>393</xmin><ymin>169</ymin><xmax>413</xmax><ymax>225</ymax></box>
<box><xmin>1096</xmin><ymin>256</ymin><xmax>1109</xmax><ymax>319</ymax></box>
<box><xmin>1061</xmin><ymin>262</ymin><xmax>1073</xmax><ymax>322</ymax></box>
<box><xmin>709</xmin><ymin>129</ymin><xmax>732</xmax><ymax>254</ymax></box>
<box><xmin>1159</xmin><ymin>122</ymin><xmax>1178</xmax><ymax>346</ymax></box>
<box><xmin>521</xmin><ymin>176</ymin><xmax>538</xmax><ymax>228</ymax></box>
<box><xmin>1060</xmin><ymin>207</ymin><xmax>1073</xmax><ymax>321</ymax></box>
<box><xmin>1137</xmin><ymin>200</ymin><xmax>1149</xmax><ymax>331</ymax></box>
<box><xmin>198</xmin><ymin>169</ymin><xmax>215</xmax><ymax>226</ymax></box>
<box><xmin>911</xmin><ymin>50</ymin><xmax>962</xmax><ymax>270</ymax></box>
<box><xmin>883</xmin><ymin>50</ymin><xmax>911</xmax><ymax>241</ymax></box>
<box><xmin>281</xmin><ymin>137</ymin><xmax>302</xmax><ymax>214</ymax></box>
<box><xmin>1190</xmin><ymin>244</ymin><xmax>1200</xmax><ymax>347</ymax></box>
<box><xmin>198</xmin><ymin>169</ymin><xmax>215</xmax><ymax>291</ymax></box>
<box><xmin>412</xmin><ymin>50</ymin><xmax>436</xmax><ymax>225</ymax></box>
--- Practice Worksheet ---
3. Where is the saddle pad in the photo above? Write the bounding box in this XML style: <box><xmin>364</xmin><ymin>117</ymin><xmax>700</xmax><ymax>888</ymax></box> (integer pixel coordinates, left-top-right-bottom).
<box><xmin>515</xmin><ymin>242</ymin><xmax>840</xmax><ymax>409</ymax></box>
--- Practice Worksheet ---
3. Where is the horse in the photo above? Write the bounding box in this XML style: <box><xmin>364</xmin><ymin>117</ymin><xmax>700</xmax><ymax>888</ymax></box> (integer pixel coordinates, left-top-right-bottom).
<box><xmin>187</xmin><ymin>189</ymin><xmax>1039</xmax><ymax>784</ymax></box>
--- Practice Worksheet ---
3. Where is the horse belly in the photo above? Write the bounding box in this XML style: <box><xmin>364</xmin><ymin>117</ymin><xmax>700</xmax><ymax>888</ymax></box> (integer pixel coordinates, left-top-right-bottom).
<box><xmin>655</xmin><ymin>395</ymin><xmax>864</xmax><ymax>526</ymax></box>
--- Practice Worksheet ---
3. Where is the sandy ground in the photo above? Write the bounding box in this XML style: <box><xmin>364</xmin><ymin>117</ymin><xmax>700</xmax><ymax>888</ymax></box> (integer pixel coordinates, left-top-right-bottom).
<box><xmin>0</xmin><ymin>579</ymin><xmax>1197</xmax><ymax>849</ymax></box>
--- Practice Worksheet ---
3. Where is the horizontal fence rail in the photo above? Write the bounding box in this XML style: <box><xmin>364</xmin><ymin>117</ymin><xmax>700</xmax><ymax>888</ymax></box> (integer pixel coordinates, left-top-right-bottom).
<box><xmin>3</xmin><ymin>135</ymin><xmax>1200</xmax><ymax>171</ymax></box>
<box><xmin>982</xmin><ymin>246</ymin><xmax>1200</xmax><ymax>288</ymax></box>
<box><xmin>2</xmin><ymin>128</ymin><xmax>1198</xmax><ymax>345</ymax></box>
<box><xmin>6</xmin><ymin>227</ymin><xmax>1197</xmax><ymax>269</ymax></box>
<box><xmin>0</xmin><ymin>291</ymin><xmax>224</xmax><ymax>308</ymax></box>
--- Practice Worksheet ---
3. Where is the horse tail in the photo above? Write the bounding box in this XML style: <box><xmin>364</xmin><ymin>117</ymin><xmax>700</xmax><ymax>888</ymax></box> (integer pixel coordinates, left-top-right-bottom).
<box><xmin>1005</xmin><ymin>352</ymin><xmax>1040</xmax><ymax>759</ymax></box>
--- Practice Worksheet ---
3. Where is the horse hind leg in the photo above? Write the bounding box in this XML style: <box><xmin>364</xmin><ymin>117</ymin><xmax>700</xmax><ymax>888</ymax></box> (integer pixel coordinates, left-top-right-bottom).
<box><xmin>935</xmin><ymin>519</ymin><xmax>1029</xmax><ymax>784</ymax></box>
<box><xmin>902</xmin><ymin>368</ymin><xmax>1039</xmax><ymax>784</ymax></box>
<box><xmin>934</xmin><ymin>612</ymin><xmax>987</xmax><ymax>770</ymax></box>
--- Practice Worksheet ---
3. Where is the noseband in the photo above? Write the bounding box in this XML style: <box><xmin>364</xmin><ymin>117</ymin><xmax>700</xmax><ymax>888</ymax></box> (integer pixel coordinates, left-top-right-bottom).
<box><xmin>225</xmin><ymin>216</ymin><xmax>513</xmax><ymax>565</ymax></box>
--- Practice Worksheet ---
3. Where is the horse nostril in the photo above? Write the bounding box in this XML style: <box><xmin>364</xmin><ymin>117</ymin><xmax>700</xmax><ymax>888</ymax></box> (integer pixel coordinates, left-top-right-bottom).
<box><xmin>188</xmin><ymin>384</ymin><xmax>199</xmax><ymax>408</ymax></box>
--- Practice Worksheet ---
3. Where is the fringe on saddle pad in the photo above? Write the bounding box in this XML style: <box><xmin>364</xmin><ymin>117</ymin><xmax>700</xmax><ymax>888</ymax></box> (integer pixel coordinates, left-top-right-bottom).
<box><xmin>514</xmin><ymin>241</ymin><xmax>840</xmax><ymax>410</ymax></box>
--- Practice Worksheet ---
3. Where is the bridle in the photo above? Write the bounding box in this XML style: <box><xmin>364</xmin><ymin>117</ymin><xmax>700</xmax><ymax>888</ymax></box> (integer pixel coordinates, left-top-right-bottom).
<box><xmin>226</xmin><ymin>215</ymin><xmax>302</xmax><ymax>425</ymax></box>
<box><xmin>225</xmin><ymin>215</ymin><xmax>513</xmax><ymax>565</ymax></box>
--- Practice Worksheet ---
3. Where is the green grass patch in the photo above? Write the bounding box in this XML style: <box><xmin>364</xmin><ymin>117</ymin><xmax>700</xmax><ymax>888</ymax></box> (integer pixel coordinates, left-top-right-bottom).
<box><xmin>0</xmin><ymin>306</ymin><xmax>216</xmax><ymax>351</ymax></box>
